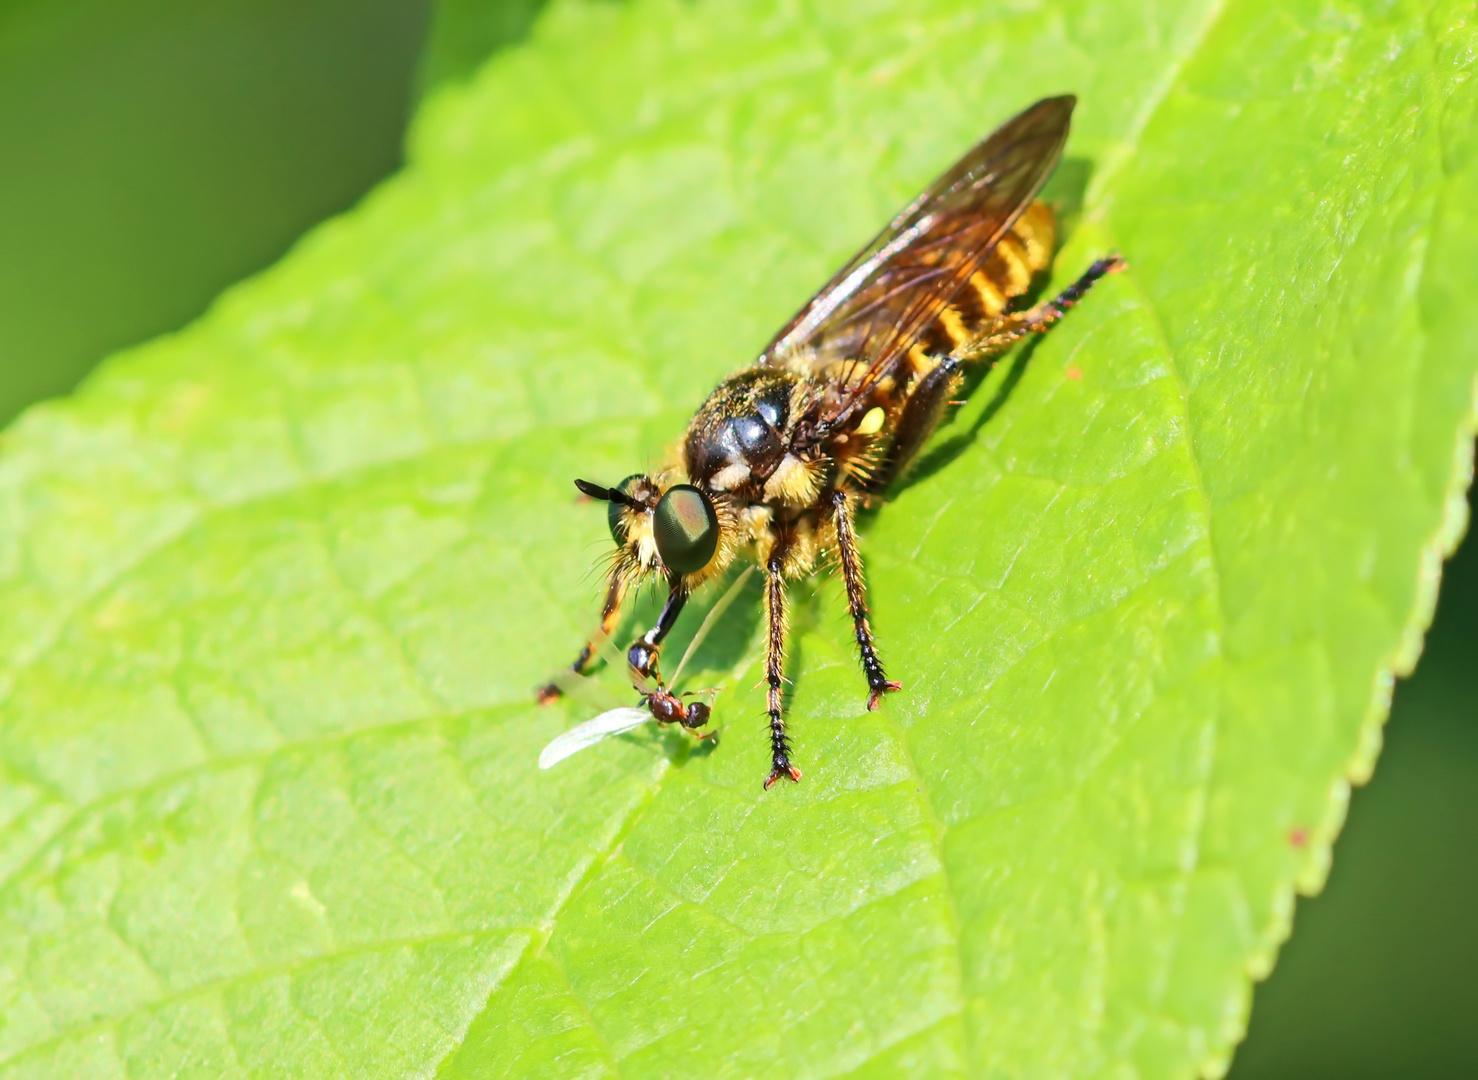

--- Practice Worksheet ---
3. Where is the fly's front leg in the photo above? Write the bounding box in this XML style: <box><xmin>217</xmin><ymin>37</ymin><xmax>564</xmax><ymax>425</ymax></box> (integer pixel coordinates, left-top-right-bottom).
<box><xmin>831</xmin><ymin>490</ymin><xmax>902</xmax><ymax>710</ymax></box>
<box><xmin>626</xmin><ymin>575</ymin><xmax>688</xmax><ymax>690</ymax></box>
<box><xmin>763</xmin><ymin>537</ymin><xmax>802</xmax><ymax>789</ymax></box>
<box><xmin>537</xmin><ymin>559</ymin><xmax>631</xmax><ymax>703</ymax></box>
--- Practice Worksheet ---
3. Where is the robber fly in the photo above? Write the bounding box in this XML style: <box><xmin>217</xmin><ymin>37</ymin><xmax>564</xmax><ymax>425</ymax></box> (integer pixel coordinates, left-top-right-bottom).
<box><xmin>538</xmin><ymin>95</ymin><xmax>1124</xmax><ymax>788</ymax></box>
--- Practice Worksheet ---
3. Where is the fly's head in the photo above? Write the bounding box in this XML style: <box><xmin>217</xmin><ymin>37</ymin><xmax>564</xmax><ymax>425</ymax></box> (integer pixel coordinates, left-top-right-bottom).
<box><xmin>573</xmin><ymin>473</ymin><xmax>736</xmax><ymax>591</ymax></box>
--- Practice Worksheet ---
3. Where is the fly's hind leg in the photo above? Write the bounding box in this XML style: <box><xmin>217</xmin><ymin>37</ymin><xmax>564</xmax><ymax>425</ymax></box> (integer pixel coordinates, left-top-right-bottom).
<box><xmin>868</xmin><ymin>357</ymin><xmax>964</xmax><ymax>493</ymax></box>
<box><xmin>830</xmin><ymin>490</ymin><xmax>902</xmax><ymax>711</ymax></box>
<box><xmin>763</xmin><ymin>539</ymin><xmax>802</xmax><ymax>789</ymax></box>
<box><xmin>957</xmin><ymin>253</ymin><xmax>1126</xmax><ymax>361</ymax></box>
<box><xmin>870</xmin><ymin>255</ymin><xmax>1125</xmax><ymax>495</ymax></box>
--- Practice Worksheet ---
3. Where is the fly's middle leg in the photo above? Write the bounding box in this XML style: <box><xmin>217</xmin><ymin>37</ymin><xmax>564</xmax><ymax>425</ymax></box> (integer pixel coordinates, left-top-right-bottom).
<box><xmin>830</xmin><ymin>490</ymin><xmax>902</xmax><ymax>710</ymax></box>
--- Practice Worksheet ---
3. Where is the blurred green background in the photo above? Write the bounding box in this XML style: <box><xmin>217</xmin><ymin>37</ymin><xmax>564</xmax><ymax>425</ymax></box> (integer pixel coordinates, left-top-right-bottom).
<box><xmin>0</xmin><ymin>1</ymin><xmax>1471</xmax><ymax>1076</ymax></box>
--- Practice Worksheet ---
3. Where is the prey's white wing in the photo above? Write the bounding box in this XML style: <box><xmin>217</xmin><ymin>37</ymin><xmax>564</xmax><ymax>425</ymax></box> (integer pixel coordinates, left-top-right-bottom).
<box><xmin>539</xmin><ymin>707</ymin><xmax>651</xmax><ymax>770</ymax></box>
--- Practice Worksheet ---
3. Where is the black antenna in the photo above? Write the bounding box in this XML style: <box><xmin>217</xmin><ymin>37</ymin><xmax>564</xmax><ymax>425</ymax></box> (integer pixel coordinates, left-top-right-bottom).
<box><xmin>573</xmin><ymin>478</ymin><xmax>642</xmax><ymax>509</ymax></box>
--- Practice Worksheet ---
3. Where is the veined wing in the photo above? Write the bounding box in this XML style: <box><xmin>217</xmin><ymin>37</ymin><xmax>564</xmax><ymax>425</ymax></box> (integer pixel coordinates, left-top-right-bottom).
<box><xmin>538</xmin><ymin>707</ymin><xmax>652</xmax><ymax>769</ymax></box>
<box><xmin>758</xmin><ymin>95</ymin><xmax>1075</xmax><ymax>427</ymax></box>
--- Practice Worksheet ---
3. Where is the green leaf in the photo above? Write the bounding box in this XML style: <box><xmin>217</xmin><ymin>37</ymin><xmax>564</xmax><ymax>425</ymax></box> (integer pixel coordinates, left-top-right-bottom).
<box><xmin>1</xmin><ymin>0</ymin><xmax>1474</xmax><ymax>1076</ymax></box>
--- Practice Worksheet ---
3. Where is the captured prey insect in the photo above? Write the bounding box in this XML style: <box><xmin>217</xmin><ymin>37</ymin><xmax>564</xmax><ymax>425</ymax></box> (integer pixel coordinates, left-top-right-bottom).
<box><xmin>537</xmin><ymin>688</ymin><xmax>711</xmax><ymax>772</ymax></box>
<box><xmin>538</xmin><ymin>95</ymin><xmax>1124</xmax><ymax>788</ymax></box>
<box><xmin>540</xmin><ymin>568</ymin><xmax>755</xmax><ymax>770</ymax></box>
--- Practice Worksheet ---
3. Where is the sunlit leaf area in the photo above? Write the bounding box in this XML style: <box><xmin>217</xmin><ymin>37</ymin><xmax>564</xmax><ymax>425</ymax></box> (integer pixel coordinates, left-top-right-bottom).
<box><xmin>0</xmin><ymin>1</ymin><xmax>1472</xmax><ymax>1077</ymax></box>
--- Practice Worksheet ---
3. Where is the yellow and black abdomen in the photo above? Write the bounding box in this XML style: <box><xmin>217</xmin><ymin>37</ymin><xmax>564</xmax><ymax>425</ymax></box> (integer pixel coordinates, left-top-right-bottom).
<box><xmin>914</xmin><ymin>200</ymin><xmax>1056</xmax><ymax>359</ymax></box>
<box><xmin>863</xmin><ymin>202</ymin><xmax>1057</xmax><ymax>493</ymax></box>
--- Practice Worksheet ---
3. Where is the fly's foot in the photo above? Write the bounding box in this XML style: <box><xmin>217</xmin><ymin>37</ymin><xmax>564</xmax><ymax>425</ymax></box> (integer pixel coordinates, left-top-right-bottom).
<box><xmin>535</xmin><ymin>683</ymin><xmax>562</xmax><ymax>705</ymax></box>
<box><xmin>764</xmin><ymin>762</ymin><xmax>803</xmax><ymax>789</ymax></box>
<box><xmin>867</xmin><ymin>681</ymin><xmax>903</xmax><ymax>711</ymax></box>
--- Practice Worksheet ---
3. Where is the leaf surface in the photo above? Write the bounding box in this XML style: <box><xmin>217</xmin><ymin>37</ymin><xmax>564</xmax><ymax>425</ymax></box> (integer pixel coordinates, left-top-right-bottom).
<box><xmin>0</xmin><ymin>1</ymin><xmax>1474</xmax><ymax>1077</ymax></box>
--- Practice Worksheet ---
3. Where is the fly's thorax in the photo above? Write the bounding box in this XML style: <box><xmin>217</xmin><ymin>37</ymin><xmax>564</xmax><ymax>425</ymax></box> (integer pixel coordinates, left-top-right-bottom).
<box><xmin>684</xmin><ymin>367</ymin><xmax>805</xmax><ymax>494</ymax></box>
<box><xmin>762</xmin><ymin>452</ymin><xmax>827</xmax><ymax>506</ymax></box>
<box><xmin>749</xmin><ymin>506</ymin><xmax>824</xmax><ymax>579</ymax></box>
<box><xmin>737</xmin><ymin>503</ymin><xmax>774</xmax><ymax>544</ymax></box>
<box><xmin>785</xmin><ymin>514</ymin><xmax>821</xmax><ymax>578</ymax></box>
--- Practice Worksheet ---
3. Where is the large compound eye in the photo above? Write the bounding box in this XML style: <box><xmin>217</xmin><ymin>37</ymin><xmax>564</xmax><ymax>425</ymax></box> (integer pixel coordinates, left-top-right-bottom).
<box><xmin>607</xmin><ymin>475</ymin><xmax>646</xmax><ymax>543</ymax></box>
<box><xmin>653</xmin><ymin>485</ymin><xmax>719</xmax><ymax>574</ymax></box>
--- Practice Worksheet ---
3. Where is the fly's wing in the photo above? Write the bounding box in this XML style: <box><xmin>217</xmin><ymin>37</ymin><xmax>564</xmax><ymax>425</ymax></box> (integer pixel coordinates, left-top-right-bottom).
<box><xmin>758</xmin><ymin>95</ymin><xmax>1075</xmax><ymax>429</ymax></box>
<box><xmin>539</xmin><ymin>706</ymin><xmax>652</xmax><ymax>770</ymax></box>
